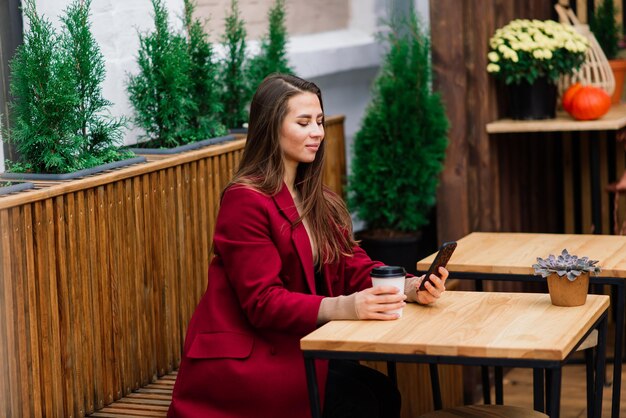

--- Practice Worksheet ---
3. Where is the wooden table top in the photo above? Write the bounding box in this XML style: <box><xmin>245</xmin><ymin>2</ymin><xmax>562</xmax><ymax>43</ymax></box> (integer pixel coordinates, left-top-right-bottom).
<box><xmin>301</xmin><ymin>291</ymin><xmax>609</xmax><ymax>361</ymax></box>
<box><xmin>486</xmin><ymin>103</ymin><xmax>626</xmax><ymax>133</ymax></box>
<box><xmin>416</xmin><ymin>232</ymin><xmax>626</xmax><ymax>278</ymax></box>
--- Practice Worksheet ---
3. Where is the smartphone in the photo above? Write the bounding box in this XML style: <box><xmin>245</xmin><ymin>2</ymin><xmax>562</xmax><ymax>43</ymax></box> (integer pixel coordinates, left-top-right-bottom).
<box><xmin>419</xmin><ymin>241</ymin><xmax>457</xmax><ymax>290</ymax></box>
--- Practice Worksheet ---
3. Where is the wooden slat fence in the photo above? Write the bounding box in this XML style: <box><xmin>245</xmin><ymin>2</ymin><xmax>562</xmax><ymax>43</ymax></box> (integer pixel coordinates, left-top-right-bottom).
<box><xmin>0</xmin><ymin>116</ymin><xmax>346</xmax><ymax>417</ymax></box>
<box><xmin>0</xmin><ymin>138</ymin><xmax>244</xmax><ymax>417</ymax></box>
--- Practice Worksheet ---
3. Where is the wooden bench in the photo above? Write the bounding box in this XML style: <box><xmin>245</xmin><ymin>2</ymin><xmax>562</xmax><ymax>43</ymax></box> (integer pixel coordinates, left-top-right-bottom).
<box><xmin>87</xmin><ymin>372</ymin><xmax>176</xmax><ymax>417</ymax></box>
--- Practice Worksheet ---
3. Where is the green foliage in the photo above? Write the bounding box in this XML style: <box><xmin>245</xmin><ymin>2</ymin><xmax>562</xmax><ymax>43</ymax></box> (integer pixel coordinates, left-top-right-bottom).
<box><xmin>128</xmin><ymin>0</ymin><xmax>194</xmax><ymax>147</ymax></box>
<box><xmin>348</xmin><ymin>11</ymin><xmax>449</xmax><ymax>233</ymax></box>
<box><xmin>10</xmin><ymin>0</ymin><xmax>80</xmax><ymax>173</ymax></box>
<box><xmin>61</xmin><ymin>0</ymin><xmax>126</xmax><ymax>162</ymax></box>
<box><xmin>219</xmin><ymin>0</ymin><xmax>249</xmax><ymax>129</ymax></box>
<box><xmin>183</xmin><ymin>0</ymin><xmax>227</xmax><ymax>140</ymax></box>
<box><xmin>247</xmin><ymin>0</ymin><xmax>293</xmax><ymax>96</ymax></box>
<box><xmin>590</xmin><ymin>0</ymin><xmax>622</xmax><ymax>60</ymax></box>
<box><xmin>9</xmin><ymin>0</ymin><xmax>127</xmax><ymax>174</ymax></box>
<box><xmin>128</xmin><ymin>0</ymin><xmax>227</xmax><ymax>147</ymax></box>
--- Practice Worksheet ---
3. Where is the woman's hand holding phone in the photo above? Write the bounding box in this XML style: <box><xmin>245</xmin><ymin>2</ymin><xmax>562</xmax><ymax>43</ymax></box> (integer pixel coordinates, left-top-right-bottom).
<box><xmin>415</xmin><ymin>267</ymin><xmax>449</xmax><ymax>305</ymax></box>
<box><xmin>414</xmin><ymin>241</ymin><xmax>456</xmax><ymax>304</ymax></box>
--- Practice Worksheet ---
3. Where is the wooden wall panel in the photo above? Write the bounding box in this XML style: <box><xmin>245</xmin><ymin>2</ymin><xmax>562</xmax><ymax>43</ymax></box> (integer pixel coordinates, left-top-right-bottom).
<box><xmin>323</xmin><ymin>115</ymin><xmax>347</xmax><ymax>197</ymax></box>
<box><xmin>465</xmin><ymin>0</ymin><xmax>490</xmax><ymax>232</ymax></box>
<box><xmin>433</xmin><ymin>0</ymin><xmax>552</xmax><ymax>241</ymax></box>
<box><xmin>431</xmin><ymin>0</ymin><xmax>471</xmax><ymax>243</ymax></box>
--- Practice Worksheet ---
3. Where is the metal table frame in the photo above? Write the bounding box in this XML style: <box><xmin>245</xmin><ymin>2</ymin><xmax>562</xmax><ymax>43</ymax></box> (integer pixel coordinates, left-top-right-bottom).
<box><xmin>303</xmin><ymin>312</ymin><xmax>608</xmax><ymax>418</ymax></box>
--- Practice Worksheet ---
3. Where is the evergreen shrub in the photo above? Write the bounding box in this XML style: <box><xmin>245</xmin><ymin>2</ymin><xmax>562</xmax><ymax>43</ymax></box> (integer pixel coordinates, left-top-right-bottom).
<box><xmin>8</xmin><ymin>0</ymin><xmax>128</xmax><ymax>174</ymax></box>
<box><xmin>218</xmin><ymin>0</ymin><xmax>249</xmax><ymax>130</ymax></box>
<box><xmin>61</xmin><ymin>0</ymin><xmax>128</xmax><ymax>166</ymax></box>
<box><xmin>128</xmin><ymin>0</ymin><xmax>226</xmax><ymax>148</ymax></box>
<box><xmin>127</xmin><ymin>0</ymin><xmax>194</xmax><ymax>148</ymax></box>
<box><xmin>183</xmin><ymin>0</ymin><xmax>226</xmax><ymax>140</ymax></box>
<box><xmin>247</xmin><ymin>0</ymin><xmax>293</xmax><ymax>96</ymax></box>
<box><xmin>348</xmin><ymin>10</ymin><xmax>449</xmax><ymax>235</ymax></box>
<box><xmin>590</xmin><ymin>0</ymin><xmax>622</xmax><ymax>60</ymax></box>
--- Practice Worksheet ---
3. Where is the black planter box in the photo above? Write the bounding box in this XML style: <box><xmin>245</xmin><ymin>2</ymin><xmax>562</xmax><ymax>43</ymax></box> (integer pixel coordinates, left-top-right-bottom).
<box><xmin>0</xmin><ymin>181</ymin><xmax>34</xmax><ymax>196</ymax></box>
<box><xmin>0</xmin><ymin>156</ymin><xmax>147</xmax><ymax>181</ymax></box>
<box><xmin>129</xmin><ymin>135</ymin><xmax>236</xmax><ymax>155</ymax></box>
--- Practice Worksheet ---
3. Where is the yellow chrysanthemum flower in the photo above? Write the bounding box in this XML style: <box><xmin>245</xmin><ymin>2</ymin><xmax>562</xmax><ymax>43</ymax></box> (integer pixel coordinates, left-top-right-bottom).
<box><xmin>486</xmin><ymin>18</ymin><xmax>588</xmax><ymax>84</ymax></box>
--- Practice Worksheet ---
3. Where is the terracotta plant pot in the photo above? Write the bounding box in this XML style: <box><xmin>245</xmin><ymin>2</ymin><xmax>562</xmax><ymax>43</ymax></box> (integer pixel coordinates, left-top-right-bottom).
<box><xmin>609</xmin><ymin>59</ymin><xmax>626</xmax><ymax>104</ymax></box>
<box><xmin>546</xmin><ymin>272</ymin><xmax>590</xmax><ymax>307</ymax></box>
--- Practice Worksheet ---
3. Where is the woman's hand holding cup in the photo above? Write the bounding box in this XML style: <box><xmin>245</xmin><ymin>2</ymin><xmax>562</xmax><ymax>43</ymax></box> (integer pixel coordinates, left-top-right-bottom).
<box><xmin>354</xmin><ymin>285</ymin><xmax>407</xmax><ymax>320</ymax></box>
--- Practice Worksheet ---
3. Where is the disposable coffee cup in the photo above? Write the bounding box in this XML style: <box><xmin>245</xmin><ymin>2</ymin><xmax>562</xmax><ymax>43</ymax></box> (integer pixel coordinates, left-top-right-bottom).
<box><xmin>371</xmin><ymin>266</ymin><xmax>406</xmax><ymax>317</ymax></box>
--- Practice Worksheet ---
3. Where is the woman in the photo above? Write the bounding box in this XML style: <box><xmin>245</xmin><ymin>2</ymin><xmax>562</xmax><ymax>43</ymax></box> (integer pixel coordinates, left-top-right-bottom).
<box><xmin>168</xmin><ymin>74</ymin><xmax>448</xmax><ymax>418</ymax></box>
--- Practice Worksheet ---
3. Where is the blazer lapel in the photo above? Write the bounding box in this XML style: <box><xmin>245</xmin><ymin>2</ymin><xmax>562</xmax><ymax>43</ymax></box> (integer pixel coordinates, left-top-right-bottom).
<box><xmin>272</xmin><ymin>184</ymin><xmax>316</xmax><ymax>294</ymax></box>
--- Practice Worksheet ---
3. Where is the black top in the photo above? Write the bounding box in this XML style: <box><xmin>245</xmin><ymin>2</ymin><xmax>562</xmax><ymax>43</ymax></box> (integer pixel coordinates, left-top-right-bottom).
<box><xmin>314</xmin><ymin>265</ymin><xmax>328</xmax><ymax>296</ymax></box>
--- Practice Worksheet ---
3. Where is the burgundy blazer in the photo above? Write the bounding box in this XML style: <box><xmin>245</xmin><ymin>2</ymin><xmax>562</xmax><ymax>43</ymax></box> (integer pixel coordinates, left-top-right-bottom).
<box><xmin>168</xmin><ymin>184</ymin><xmax>382</xmax><ymax>418</ymax></box>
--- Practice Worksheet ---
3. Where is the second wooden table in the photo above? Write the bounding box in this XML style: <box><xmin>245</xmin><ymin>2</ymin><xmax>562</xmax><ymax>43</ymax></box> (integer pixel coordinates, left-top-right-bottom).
<box><xmin>417</xmin><ymin>232</ymin><xmax>626</xmax><ymax>418</ymax></box>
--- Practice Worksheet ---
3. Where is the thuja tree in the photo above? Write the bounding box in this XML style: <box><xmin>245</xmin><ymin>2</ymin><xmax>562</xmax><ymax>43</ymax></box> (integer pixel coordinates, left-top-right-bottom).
<box><xmin>219</xmin><ymin>0</ymin><xmax>248</xmax><ymax>129</ymax></box>
<box><xmin>9</xmin><ymin>0</ymin><xmax>80</xmax><ymax>173</ymax></box>
<box><xmin>183</xmin><ymin>0</ymin><xmax>226</xmax><ymax>140</ymax></box>
<box><xmin>348</xmin><ymin>11</ymin><xmax>449</xmax><ymax>234</ymax></box>
<box><xmin>590</xmin><ymin>0</ymin><xmax>622</xmax><ymax>60</ymax></box>
<box><xmin>128</xmin><ymin>0</ymin><xmax>193</xmax><ymax>147</ymax></box>
<box><xmin>61</xmin><ymin>0</ymin><xmax>126</xmax><ymax>165</ymax></box>
<box><xmin>9</xmin><ymin>0</ymin><xmax>127</xmax><ymax>174</ymax></box>
<box><xmin>247</xmin><ymin>0</ymin><xmax>293</xmax><ymax>96</ymax></box>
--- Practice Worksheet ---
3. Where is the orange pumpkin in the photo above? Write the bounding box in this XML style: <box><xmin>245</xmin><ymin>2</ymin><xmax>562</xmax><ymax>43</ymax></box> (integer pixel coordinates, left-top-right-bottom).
<box><xmin>562</xmin><ymin>83</ymin><xmax>582</xmax><ymax>113</ymax></box>
<box><xmin>568</xmin><ymin>86</ymin><xmax>611</xmax><ymax>121</ymax></box>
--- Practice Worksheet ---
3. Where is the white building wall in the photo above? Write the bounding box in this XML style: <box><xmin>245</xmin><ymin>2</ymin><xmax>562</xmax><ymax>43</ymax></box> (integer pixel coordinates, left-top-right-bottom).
<box><xmin>0</xmin><ymin>0</ymin><xmax>430</xmax><ymax>172</ymax></box>
<box><xmin>195</xmin><ymin>0</ymin><xmax>351</xmax><ymax>40</ymax></box>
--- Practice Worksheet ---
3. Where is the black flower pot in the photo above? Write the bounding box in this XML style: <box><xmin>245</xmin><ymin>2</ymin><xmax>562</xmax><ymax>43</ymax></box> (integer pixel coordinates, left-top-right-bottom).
<box><xmin>355</xmin><ymin>232</ymin><xmax>426</xmax><ymax>275</ymax></box>
<box><xmin>505</xmin><ymin>77</ymin><xmax>557</xmax><ymax>120</ymax></box>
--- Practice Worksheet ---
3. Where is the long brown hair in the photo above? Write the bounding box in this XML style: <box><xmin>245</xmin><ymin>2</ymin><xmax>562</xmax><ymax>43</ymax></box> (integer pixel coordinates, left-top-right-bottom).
<box><xmin>228</xmin><ymin>73</ymin><xmax>356</xmax><ymax>264</ymax></box>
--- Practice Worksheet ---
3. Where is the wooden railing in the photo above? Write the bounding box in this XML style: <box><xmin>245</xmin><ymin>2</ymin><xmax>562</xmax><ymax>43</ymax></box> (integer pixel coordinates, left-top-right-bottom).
<box><xmin>0</xmin><ymin>137</ymin><xmax>244</xmax><ymax>417</ymax></box>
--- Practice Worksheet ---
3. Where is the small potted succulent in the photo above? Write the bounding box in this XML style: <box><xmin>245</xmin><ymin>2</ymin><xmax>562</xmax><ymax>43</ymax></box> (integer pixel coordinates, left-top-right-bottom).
<box><xmin>533</xmin><ymin>249</ymin><xmax>602</xmax><ymax>307</ymax></box>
